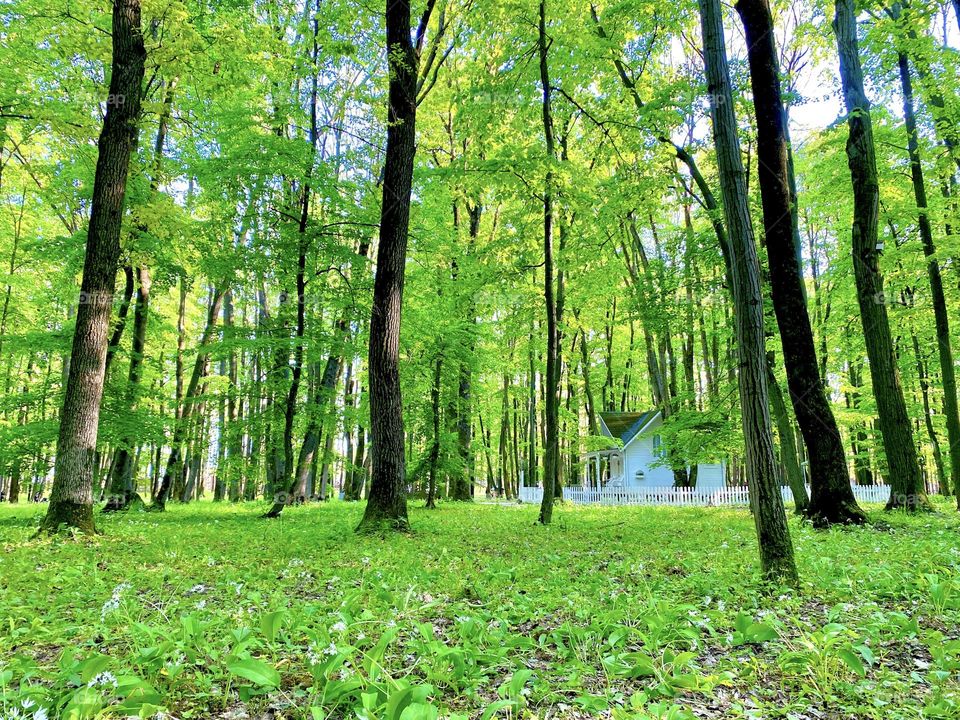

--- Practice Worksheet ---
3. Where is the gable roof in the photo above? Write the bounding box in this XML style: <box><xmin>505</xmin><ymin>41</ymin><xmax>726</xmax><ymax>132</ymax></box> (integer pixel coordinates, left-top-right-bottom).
<box><xmin>599</xmin><ymin>410</ymin><xmax>660</xmax><ymax>447</ymax></box>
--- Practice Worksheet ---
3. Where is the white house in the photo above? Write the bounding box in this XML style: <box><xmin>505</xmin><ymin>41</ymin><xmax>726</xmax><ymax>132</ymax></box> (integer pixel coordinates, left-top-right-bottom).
<box><xmin>583</xmin><ymin>410</ymin><xmax>725</xmax><ymax>489</ymax></box>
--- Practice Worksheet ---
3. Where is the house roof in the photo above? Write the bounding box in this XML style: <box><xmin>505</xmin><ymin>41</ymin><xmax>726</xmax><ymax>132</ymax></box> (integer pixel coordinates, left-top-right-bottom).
<box><xmin>599</xmin><ymin>410</ymin><xmax>660</xmax><ymax>446</ymax></box>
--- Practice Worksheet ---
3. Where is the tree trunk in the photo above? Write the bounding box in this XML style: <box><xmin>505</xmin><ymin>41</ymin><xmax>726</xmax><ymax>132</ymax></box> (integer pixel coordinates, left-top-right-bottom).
<box><xmin>833</xmin><ymin>0</ymin><xmax>928</xmax><ymax>511</ymax></box>
<box><xmin>698</xmin><ymin>0</ymin><xmax>797</xmax><ymax>582</ymax></box>
<box><xmin>356</xmin><ymin>0</ymin><xmax>433</xmax><ymax>532</ymax></box>
<box><xmin>577</xmin><ymin>328</ymin><xmax>599</xmax><ymax>436</ymax></box>
<box><xmin>896</xmin><ymin>47</ymin><xmax>960</xmax><ymax>508</ymax></box>
<box><xmin>537</xmin><ymin>0</ymin><xmax>559</xmax><ymax>525</ymax></box>
<box><xmin>103</xmin><ymin>267</ymin><xmax>150</xmax><ymax>511</ymax></box>
<box><xmin>426</xmin><ymin>354</ymin><xmax>442</xmax><ymax>508</ymax></box>
<box><xmin>912</xmin><ymin>334</ymin><xmax>947</xmax><ymax>493</ymax></box>
<box><xmin>263</xmin><ymin>320</ymin><xmax>345</xmax><ymax>516</ymax></box>
<box><xmin>152</xmin><ymin>288</ymin><xmax>225</xmax><ymax>509</ymax></box>
<box><xmin>766</xmin><ymin>355</ymin><xmax>809</xmax><ymax>514</ymax></box>
<box><xmin>103</xmin><ymin>265</ymin><xmax>134</xmax><ymax>379</ymax></box>
<box><xmin>40</xmin><ymin>0</ymin><xmax>145</xmax><ymax>534</ymax></box>
<box><xmin>737</xmin><ymin>0</ymin><xmax>864</xmax><ymax>525</ymax></box>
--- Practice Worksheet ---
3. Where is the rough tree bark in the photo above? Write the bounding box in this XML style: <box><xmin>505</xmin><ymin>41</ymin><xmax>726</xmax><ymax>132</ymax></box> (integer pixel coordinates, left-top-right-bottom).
<box><xmin>40</xmin><ymin>0</ymin><xmax>146</xmax><ymax>534</ymax></box>
<box><xmin>736</xmin><ymin>0</ymin><xmax>865</xmax><ymax>525</ymax></box>
<box><xmin>698</xmin><ymin>0</ymin><xmax>797</xmax><ymax>582</ymax></box>
<box><xmin>833</xmin><ymin>0</ymin><xmax>928</xmax><ymax>511</ymax></box>
<box><xmin>895</xmin><ymin>43</ymin><xmax>960</xmax><ymax>508</ymax></box>
<box><xmin>358</xmin><ymin>0</ymin><xmax>436</xmax><ymax>532</ymax></box>
<box><xmin>537</xmin><ymin>0</ymin><xmax>560</xmax><ymax>525</ymax></box>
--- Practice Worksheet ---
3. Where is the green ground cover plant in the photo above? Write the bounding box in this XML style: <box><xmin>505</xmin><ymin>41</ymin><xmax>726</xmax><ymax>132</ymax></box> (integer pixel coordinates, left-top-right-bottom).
<box><xmin>2</xmin><ymin>501</ymin><xmax>959</xmax><ymax>719</ymax></box>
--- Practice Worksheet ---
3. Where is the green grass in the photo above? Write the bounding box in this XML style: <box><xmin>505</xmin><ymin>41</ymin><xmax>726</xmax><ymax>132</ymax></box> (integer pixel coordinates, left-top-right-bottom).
<box><xmin>1</xmin><ymin>499</ymin><xmax>959</xmax><ymax>719</ymax></box>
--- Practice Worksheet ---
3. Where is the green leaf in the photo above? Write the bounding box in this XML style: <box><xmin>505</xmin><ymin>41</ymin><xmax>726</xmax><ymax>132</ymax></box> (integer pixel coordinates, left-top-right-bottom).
<box><xmin>386</xmin><ymin>686</ymin><xmax>414</xmax><ymax>720</ymax></box>
<box><xmin>260</xmin><ymin>610</ymin><xmax>287</xmax><ymax>642</ymax></box>
<box><xmin>838</xmin><ymin>648</ymin><xmax>866</xmax><ymax>677</ymax></box>
<box><xmin>481</xmin><ymin>699</ymin><xmax>517</xmax><ymax>720</ymax></box>
<box><xmin>226</xmin><ymin>658</ymin><xmax>281</xmax><ymax>687</ymax></box>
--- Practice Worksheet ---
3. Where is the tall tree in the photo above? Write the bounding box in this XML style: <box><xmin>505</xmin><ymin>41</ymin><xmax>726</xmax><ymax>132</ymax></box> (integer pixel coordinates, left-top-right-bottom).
<box><xmin>891</xmin><ymin>4</ymin><xmax>960</xmax><ymax>509</ymax></box>
<box><xmin>736</xmin><ymin>0</ymin><xmax>865</xmax><ymax>525</ymax></box>
<box><xmin>357</xmin><ymin>0</ymin><xmax>437</xmax><ymax>532</ymax></box>
<box><xmin>39</xmin><ymin>0</ymin><xmax>146</xmax><ymax>533</ymax></box>
<box><xmin>833</xmin><ymin>0</ymin><xmax>928</xmax><ymax>511</ymax></box>
<box><xmin>698</xmin><ymin>0</ymin><xmax>797</xmax><ymax>582</ymax></box>
<box><xmin>537</xmin><ymin>0</ymin><xmax>560</xmax><ymax>525</ymax></box>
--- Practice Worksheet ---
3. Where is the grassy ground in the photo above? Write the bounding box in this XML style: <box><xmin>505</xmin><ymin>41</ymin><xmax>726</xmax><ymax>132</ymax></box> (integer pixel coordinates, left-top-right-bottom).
<box><xmin>1</xmin><ymin>499</ymin><xmax>959</xmax><ymax>720</ymax></box>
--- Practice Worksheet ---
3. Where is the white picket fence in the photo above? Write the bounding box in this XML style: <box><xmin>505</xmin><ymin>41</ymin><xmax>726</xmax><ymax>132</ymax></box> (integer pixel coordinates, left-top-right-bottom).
<box><xmin>517</xmin><ymin>483</ymin><xmax>895</xmax><ymax>507</ymax></box>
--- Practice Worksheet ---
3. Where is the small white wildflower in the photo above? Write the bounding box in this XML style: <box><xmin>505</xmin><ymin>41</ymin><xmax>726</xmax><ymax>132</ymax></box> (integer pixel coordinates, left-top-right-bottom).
<box><xmin>703</xmin><ymin>596</ymin><xmax>712</xmax><ymax>606</ymax></box>
<box><xmin>206</xmin><ymin>557</ymin><xmax>217</xmax><ymax>567</ymax></box>
<box><xmin>166</xmin><ymin>651</ymin><xmax>186</xmax><ymax>669</ymax></box>
<box><xmin>386</xmin><ymin>619</ymin><xmax>396</xmax><ymax>627</ymax></box>
<box><xmin>306</xmin><ymin>643</ymin><xmax>322</xmax><ymax>666</ymax></box>
<box><xmin>323</xmin><ymin>642</ymin><xmax>337</xmax><ymax>656</ymax></box>
<box><xmin>188</xmin><ymin>584</ymin><xmax>208</xmax><ymax>595</ymax></box>
<box><xmin>717</xmin><ymin>600</ymin><xmax>726</xmax><ymax>612</ymax></box>
<box><xmin>356</xmin><ymin>632</ymin><xmax>366</xmax><ymax>641</ymax></box>
<box><xmin>33</xmin><ymin>708</ymin><xmax>49</xmax><ymax>720</ymax></box>
<box><xmin>87</xmin><ymin>671</ymin><xmax>118</xmax><ymax>689</ymax></box>
<box><xmin>195</xmin><ymin>599</ymin><xmax>207</xmax><ymax>610</ymax></box>
<box><xmin>361</xmin><ymin>557</ymin><xmax>371</xmax><ymax>565</ymax></box>
<box><xmin>100</xmin><ymin>597</ymin><xmax>120</xmax><ymax>619</ymax></box>
<box><xmin>330</xmin><ymin>621</ymin><xmax>347</xmax><ymax>633</ymax></box>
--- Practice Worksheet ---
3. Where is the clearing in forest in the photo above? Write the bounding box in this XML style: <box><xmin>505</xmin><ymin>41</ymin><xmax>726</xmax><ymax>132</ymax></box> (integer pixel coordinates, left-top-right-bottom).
<box><xmin>1</xmin><ymin>501</ymin><xmax>958</xmax><ymax>719</ymax></box>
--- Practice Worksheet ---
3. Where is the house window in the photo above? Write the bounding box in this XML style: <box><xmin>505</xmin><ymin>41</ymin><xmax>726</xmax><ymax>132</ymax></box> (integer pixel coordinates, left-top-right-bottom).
<box><xmin>653</xmin><ymin>434</ymin><xmax>663</xmax><ymax>456</ymax></box>
<box><xmin>635</xmin><ymin>470</ymin><xmax>645</xmax><ymax>483</ymax></box>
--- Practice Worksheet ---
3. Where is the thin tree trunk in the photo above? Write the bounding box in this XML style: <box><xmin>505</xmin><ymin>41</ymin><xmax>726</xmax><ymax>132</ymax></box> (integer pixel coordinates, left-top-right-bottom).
<box><xmin>912</xmin><ymin>334</ymin><xmax>947</xmax><ymax>492</ymax></box>
<box><xmin>833</xmin><ymin>0</ymin><xmax>928</xmax><ymax>511</ymax></box>
<box><xmin>737</xmin><ymin>0</ymin><xmax>864</xmax><ymax>526</ymax></box>
<box><xmin>152</xmin><ymin>288</ymin><xmax>225</xmax><ymax>509</ymax></box>
<box><xmin>896</xmin><ymin>45</ymin><xmax>960</xmax><ymax>507</ymax></box>
<box><xmin>358</xmin><ymin>0</ymin><xmax>436</xmax><ymax>532</ymax></box>
<box><xmin>40</xmin><ymin>0</ymin><xmax>145</xmax><ymax>533</ymax></box>
<box><xmin>766</xmin><ymin>354</ymin><xmax>809</xmax><ymax>514</ymax></box>
<box><xmin>103</xmin><ymin>267</ymin><xmax>151</xmax><ymax>511</ymax></box>
<box><xmin>426</xmin><ymin>354</ymin><xmax>442</xmax><ymax>508</ymax></box>
<box><xmin>103</xmin><ymin>265</ymin><xmax>134</xmax><ymax>379</ymax></box>
<box><xmin>263</xmin><ymin>320</ymin><xmax>346</xmax><ymax>516</ymax></box>
<box><xmin>578</xmin><ymin>327</ymin><xmax>598</xmax><ymax>435</ymax></box>
<box><xmin>537</xmin><ymin>0</ymin><xmax>559</xmax><ymax>525</ymax></box>
<box><xmin>699</xmin><ymin>0</ymin><xmax>797</xmax><ymax>582</ymax></box>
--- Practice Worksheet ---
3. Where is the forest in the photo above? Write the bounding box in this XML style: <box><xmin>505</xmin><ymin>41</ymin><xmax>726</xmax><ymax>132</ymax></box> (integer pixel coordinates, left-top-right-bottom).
<box><xmin>1</xmin><ymin>0</ymin><xmax>960</xmax><ymax>718</ymax></box>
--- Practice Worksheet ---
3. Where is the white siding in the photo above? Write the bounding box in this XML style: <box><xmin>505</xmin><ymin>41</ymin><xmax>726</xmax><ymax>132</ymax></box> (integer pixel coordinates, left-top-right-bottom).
<box><xmin>619</xmin><ymin>415</ymin><xmax>725</xmax><ymax>489</ymax></box>
<box><xmin>695</xmin><ymin>463</ymin><xmax>725</xmax><ymax>489</ymax></box>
